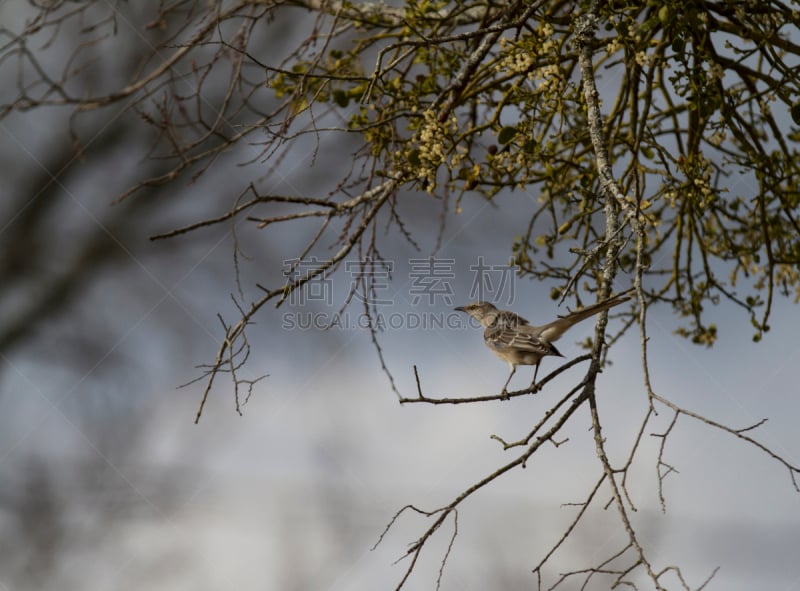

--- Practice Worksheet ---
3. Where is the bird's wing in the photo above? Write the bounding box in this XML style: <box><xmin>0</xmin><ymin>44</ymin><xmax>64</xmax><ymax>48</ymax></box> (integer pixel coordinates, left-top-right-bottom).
<box><xmin>484</xmin><ymin>324</ymin><xmax>562</xmax><ymax>357</ymax></box>
<box><xmin>494</xmin><ymin>310</ymin><xmax>529</xmax><ymax>326</ymax></box>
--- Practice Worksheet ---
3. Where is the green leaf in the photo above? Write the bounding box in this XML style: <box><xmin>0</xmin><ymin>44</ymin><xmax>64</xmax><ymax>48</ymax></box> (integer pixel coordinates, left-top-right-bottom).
<box><xmin>498</xmin><ymin>126</ymin><xmax>518</xmax><ymax>145</ymax></box>
<box><xmin>333</xmin><ymin>90</ymin><xmax>350</xmax><ymax>108</ymax></box>
<box><xmin>791</xmin><ymin>103</ymin><xmax>800</xmax><ymax>125</ymax></box>
<box><xmin>658</xmin><ymin>5</ymin><xmax>671</xmax><ymax>26</ymax></box>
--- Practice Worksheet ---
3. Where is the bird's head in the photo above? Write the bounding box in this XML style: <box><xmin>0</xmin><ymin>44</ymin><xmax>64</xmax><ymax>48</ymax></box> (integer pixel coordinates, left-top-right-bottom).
<box><xmin>454</xmin><ymin>301</ymin><xmax>499</xmax><ymax>325</ymax></box>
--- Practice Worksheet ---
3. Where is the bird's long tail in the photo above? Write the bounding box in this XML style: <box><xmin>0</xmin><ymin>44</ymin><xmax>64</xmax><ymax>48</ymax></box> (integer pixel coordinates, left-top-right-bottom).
<box><xmin>539</xmin><ymin>289</ymin><xmax>633</xmax><ymax>342</ymax></box>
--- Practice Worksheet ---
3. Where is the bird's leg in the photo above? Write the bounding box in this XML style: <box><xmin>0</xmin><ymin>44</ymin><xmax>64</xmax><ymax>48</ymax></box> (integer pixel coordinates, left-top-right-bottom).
<box><xmin>530</xmin><ymin>363</ymin><xmax>541</xmax><ymax>393</ymax></box>
<box><xmin>500</xmin><ymin>366</ymin><xmax>516</xmax><ymax>399</ymax></box>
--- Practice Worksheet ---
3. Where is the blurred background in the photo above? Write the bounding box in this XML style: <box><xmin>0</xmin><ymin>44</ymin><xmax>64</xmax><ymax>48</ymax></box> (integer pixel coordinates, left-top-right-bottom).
<box><xmin>1</xmin><ymin>3</ymin><xmax>798</xmax><ymax>590</ymax></box>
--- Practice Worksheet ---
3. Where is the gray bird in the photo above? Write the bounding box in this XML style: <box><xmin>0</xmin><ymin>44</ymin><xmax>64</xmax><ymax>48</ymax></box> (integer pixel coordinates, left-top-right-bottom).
<box><xmin>455</xmin><ymin>292</ymin><xmax>632</xmax><ymax>396</ymax></box>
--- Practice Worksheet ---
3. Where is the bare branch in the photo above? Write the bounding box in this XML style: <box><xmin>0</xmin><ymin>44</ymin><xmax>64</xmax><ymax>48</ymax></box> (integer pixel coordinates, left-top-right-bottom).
<box><xmin>402</xmin><ymin>354</ymin><xmax>591</xmax><ymax>405</ymax></box>
<box><xmin>194</xmin><ymin>177</ymin><xmax>400</xmax><ymax>422</ymax></box>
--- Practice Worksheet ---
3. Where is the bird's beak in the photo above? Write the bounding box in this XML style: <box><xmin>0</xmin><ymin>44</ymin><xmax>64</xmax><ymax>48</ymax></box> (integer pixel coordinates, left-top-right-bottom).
<box><xmin>454</xmin><ymin>306</ymin><xmax>465</xmax><ymax>313</ymax></box>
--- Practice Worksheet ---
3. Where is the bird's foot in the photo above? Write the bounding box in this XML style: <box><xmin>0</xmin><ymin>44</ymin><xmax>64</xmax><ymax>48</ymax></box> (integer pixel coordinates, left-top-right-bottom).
<box><xmin>530</xmin><ymin>382</ymin><xmax>542</xmax><ymax>393</ymax></box>
<box><xmin>500</xmin><ymin>389</ymin><xmax>510</xmax><ymax>400</ymax></box>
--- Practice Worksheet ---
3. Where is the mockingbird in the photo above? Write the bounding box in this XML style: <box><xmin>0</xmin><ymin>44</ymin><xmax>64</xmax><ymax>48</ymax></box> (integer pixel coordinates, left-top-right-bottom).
<box><xmin>455</xmin><ymin>292</ymin><xmax>632</xmax><ymax>396</ymax></box>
